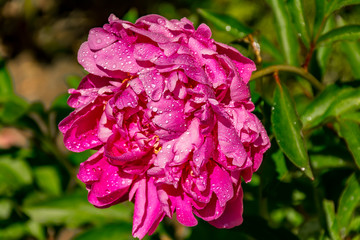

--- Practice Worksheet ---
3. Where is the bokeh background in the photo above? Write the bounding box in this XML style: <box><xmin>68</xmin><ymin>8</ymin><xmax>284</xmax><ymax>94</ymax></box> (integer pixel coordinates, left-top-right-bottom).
<box><xmin>1</xmin><ymin>0</ymin><xmax>360</xmax><ymax>239</ymax></box>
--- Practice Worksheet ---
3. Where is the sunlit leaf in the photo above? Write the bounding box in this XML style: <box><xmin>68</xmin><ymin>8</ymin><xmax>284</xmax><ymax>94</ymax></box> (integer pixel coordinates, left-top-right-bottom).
<box><xmin>336</xmin><ymin>174</ymin><xmax>360</xmax><ymax>236</ymax></box>
<box><xmin>317</xmin><ymin>25</ymin><xmax>360</xmax><ymax>47</ymax></box>
<box><xmin>288</xmin><ymin>0</ymin><xmax>310</xmax><ymax>48</ymax></box>
<box><xmin>271</xmin><ymin>82</ymin><xmax>313</xmax><ymax>179</ymax></box>
<box><xmin>336</xmin><ymin>119</ymin><xmax>360</xmax><ymax>169</ymax></box>
<box><xmin>266</xmin><ymin>0</ymin><xmax>299</xmax><ymax>65</ymax></box>
<box><xmin>323</xmin><ymin>199</ymin><xmax>341</xmax><ymax>240</ymax></box>
<box><xmin>23</xmin><ymin>191</ymin><xmax>132</xmax><ymax>228</ymax></box>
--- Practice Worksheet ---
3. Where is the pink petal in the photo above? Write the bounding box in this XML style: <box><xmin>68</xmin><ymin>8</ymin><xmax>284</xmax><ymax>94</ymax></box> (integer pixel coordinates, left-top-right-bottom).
<box><xmin>192</xmin><ymin>137</ymin><xmax>213</xmax><ymax>169</ymax></box>
<box><xmin>194</xmin><ymin>23</ymin><xmax>212</xmax><ymax>40</ymax></box>
<box><xmin>77</xmin><ymin>149</ymin><xmax>106</xmax><ymax>184</ymax></box>
<box><xmin>89</xmin><ymin>165</ymin><xmax>133</xmax><ymax>207</ymax></box>
<box><xmin>132</xmin><ymin>178</ymin><xmax>164</xmax><ymax>239</ymax></box>
<box><xmin>88</xmin><ymin>27</ymin><xmax>118</xmax><ymax>50</ymax></box>
<box><xmin>209</xmin><ymin>187</ymin><xmax>244</xmax><ymax>228</ymax></box>
<box><xmin>149</xmin><ymin>97</ymin><xmax>187</xmax><ymax>133</ymax></box>
<box><xmin>172</xmin><ymin>194</ymin><xmax>198</xmax><ymax>226</ymax></box>
<box><xmin>134</xmin><ymin>43</ymin><xmax>165</xmax><ymax>62</ymax></box>
<box><xmin>114</xmin><ymin>88</ymin><xmax>138</xmax><ymax>109</ymax></box>
<box><xmin>95</xmin><ymin>40</ymin><xmax>141</xmax><ymax>73</ymax></box>
<box><xmin>194</xmin><ymin>193</ymin><xmax>224</xmax><ymax>221</ymax></box>
<box><xmin>209</xmin><ymin>164</ymin><xmax>234</xmax><ymax>207</ymax></box>
<box><xmin>217</xmin><ymin>118</ymin><xmax>247</xmax><ymax>167</ymax></box>
<box><xmin>59</xmin><ymin>104</ymin><xmax>103</xmax><ymax>152</ymax></box>
<box><xmin>139</xmin><ymin>69</ymin><xmax>164</xmax><ymax>101</ymax></box>
<box><xmin>215</xmin><ymin>42</ymin><xmax>256</xmax><ymax>84</ymax></box>
<box><xmin>173</xmin><ymin>118</ymin><xmax>203</xmax><ymax>164</ymax></box>
<box><xmin>78</xmin><ymin>43</ymin><xmax>108</xmax><ymax>77</ymax></box>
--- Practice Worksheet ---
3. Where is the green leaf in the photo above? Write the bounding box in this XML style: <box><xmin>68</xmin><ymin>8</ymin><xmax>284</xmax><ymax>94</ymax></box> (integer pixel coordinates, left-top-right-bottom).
<box><xmin>0</xmin><ymin>199</ymin><xmax>12</xmax><ymax>219</ymax></box>
<box><xmin>123</xmin><ymin>8</ymin><xmax>139</xmax><ymax>23</ymax></box>
<box><xmin>313</xmin><ymin>0</ymin><xmax>327</xmax><ymax>37</ymax></box>
<box><xmin>271</xmin><ymin>149</ymin><xmax>289</xmax><ymax>180</ymax></box>
<box><xmin>324</xmin><ymin>88</ymin><xmax>360</xmax><ymax>119</ymax></box>
<box><xmin>349</xmin><ymin>216</ymin><xmax>360</xmax><ymax>234</ymax></box>
<box><xmin>23</xmin><ymin>191</ymin><xmax>132</xmax><ymax>228</ymax></box>
<box><xmin>0</xmin><ymin>222</ymin><xmax>28</xmax><ymax>240</ymax></box>
<box><xmin>310</xmin><ymin>155</ymin><xmax>354</xmax><ymax>170</ymax></box>
<box><xmin>0</xmin><ymin>157</ymin><xmax>33</xmax><ymax>195</ymax></box>
<box><xmin>341</xmin><ymin>39</ymin><xmax>360</xmax><ymax>80</ymax></box>
<box><xmin>340</xmin><ymin>111</ymin><xmax>360</xmax><ymax>124</ymax></box>
<box><xmin>0</xmin><ymin>95</ymin><xmax>29</xmax><ymax>124</ymax></box>
<box><xmin>301</xmin><ymin>85</ymin><xmax>358</xmax><ymax>129</ymax></box>
<box><xmin>68</xmin><ymin>150</ymin><xmax>94</xmax><ymax>165</ymax></box>
<box><xmin>336</xmin><ymin>174</ymin><xmax>360</xmax><ymax>236</ymax></box>
<box><xmin>337</xmin><ymin>119</ymin><xmax>360</xmax><ymax>169</ymax></box>
<box><xmin>267</xmin><ymin>0</ymin><xmax>299</xmax><ymax>65</ymax></box>
<box><xmin>317</xmin><ymin>25</ymin><xmax>360</xmax><ymax>47</ymax></box>
<box><xmin>260</xmin><ymin>36</ymin><xmax>285</xmax><ymax>63</ymax></box>
<box><xmin>323</xmin><ymin>199</ymin><xmax>341</xmax><ymax>240</ymax></box>
<box><xmin>197</xmin><ymin>9</ymin><xmax>252</xmax><ymax>38</ymax></box>
<box><xmin>336</xmin><ymin>8</ymin><xmax>360</xmax><ymax>79</ymax></box>
<box><xmin>326</xmin><ymin>0</ymin><xmax>360</xmax><ymax>15</ymax></box>
<box><xmin>288</xmin><ymin>0</ymin><xmax>310</xmax><ymax>48</ymax></box>
<box><xmin>271</xmin><ymin>83</ymin><xmax>313</xmax><ymax>179</ymax></box>
<box><xmin>0</xmin><ymin>60</ymin><xmax>14</xmax><ymax>97</ymax></box>
<box><xmin>316</xmin><ymin>16</ymin><xmax>336</xmax><ymax>76</ymax></box>
<box><xmin>74</xmin><ymin>223</ymin><xmax>133</xmax><ymax>240</ymax></box>
<box><xmin>25</xmin><ymin>221</ymin><xmax>45</xmax><ymax>240</ymax></box>
<box><xmin>51</xmin><ymin>93</ymin><xmax>70</xmax><ymax>110</ymax></box>
<box><xmin>197</xmin><ymin>9</ymin><xmax>284</xmax><ymax>62</ymax></box>
<box><xmin>34</xmin><ymin>166</ymin><xmax>62</xmax><ymax>196</ymax></box>
<box><xmin>66</xmin><ymin>75</ymin><xmax>81</xmax><ymax>89</ymax></box>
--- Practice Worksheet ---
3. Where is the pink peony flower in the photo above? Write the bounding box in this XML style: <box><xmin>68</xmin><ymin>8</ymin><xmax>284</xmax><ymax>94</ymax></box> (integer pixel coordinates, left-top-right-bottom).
<box><xmin>59</xmin><ymin>14</ymin><xmax>270</xmax><ymax>239</ymax></box>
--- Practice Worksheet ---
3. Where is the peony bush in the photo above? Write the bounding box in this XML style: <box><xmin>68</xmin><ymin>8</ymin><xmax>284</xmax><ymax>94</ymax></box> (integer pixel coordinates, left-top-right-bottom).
<box><xmin>59</xmin><ymin>14</ymin><xmax>270</xmax><ymax>239</ymax></box>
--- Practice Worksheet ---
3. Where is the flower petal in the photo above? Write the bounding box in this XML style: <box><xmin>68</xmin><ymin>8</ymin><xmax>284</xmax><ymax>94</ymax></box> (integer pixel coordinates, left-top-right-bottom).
<box><xmin>208</xmin><ymin>187</ymin><xmax>243</xmax><ymax>228</ymax></box>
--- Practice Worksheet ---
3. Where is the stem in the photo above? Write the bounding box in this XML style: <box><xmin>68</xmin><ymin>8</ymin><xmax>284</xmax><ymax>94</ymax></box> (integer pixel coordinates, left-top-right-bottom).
<box><xmin>250</xmin><ymin>64</ymin><xmax>324</xmax><ymax>91</ymax></box>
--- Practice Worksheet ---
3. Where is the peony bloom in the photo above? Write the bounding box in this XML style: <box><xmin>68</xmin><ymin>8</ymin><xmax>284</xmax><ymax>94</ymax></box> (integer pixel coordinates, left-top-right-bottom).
<box><xmin>59</xmin><ymin>14</ymin><xmax>270</xmax><ymax>239</ymax></box>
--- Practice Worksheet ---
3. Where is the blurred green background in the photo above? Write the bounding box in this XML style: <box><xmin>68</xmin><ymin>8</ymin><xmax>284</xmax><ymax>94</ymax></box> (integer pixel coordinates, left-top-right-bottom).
<box><xmin>1</xmin><ymin>0</ymin><xmax>360</xmax><ymax>239</ymax></box>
